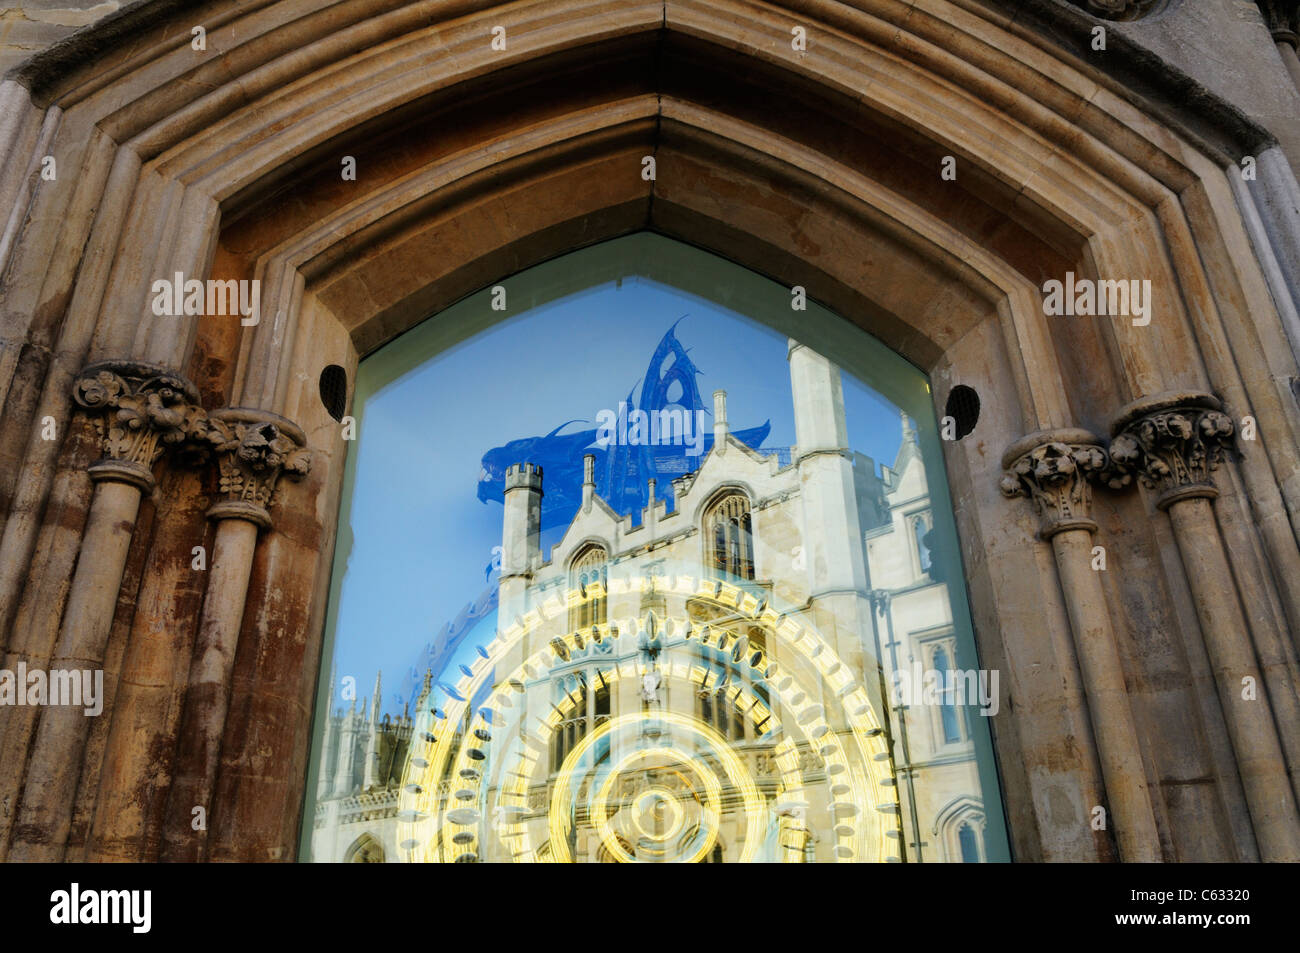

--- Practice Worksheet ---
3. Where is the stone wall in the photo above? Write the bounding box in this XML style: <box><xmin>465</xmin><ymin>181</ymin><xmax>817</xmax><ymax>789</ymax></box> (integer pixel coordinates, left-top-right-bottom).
<box><xmin>0</xmin><ymin>1</ymin><xmax>120</xmax><ymax>74</ymax></box>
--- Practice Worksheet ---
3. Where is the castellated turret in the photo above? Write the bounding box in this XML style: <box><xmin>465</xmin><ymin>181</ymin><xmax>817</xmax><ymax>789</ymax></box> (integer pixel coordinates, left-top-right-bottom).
<box><xmin>504</xmin><ymin>461</ymin><xmax>544</xmax><ymax>493</ymax></box>
<box><xmin>502</xmin><ymin>463</ymin><xmax>543</xmax><ymax>579</ymax></box>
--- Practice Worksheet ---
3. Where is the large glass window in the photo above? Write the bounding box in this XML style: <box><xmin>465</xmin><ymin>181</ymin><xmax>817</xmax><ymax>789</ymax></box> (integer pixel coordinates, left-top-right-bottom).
<box><xmin>302</xmin><ymin>234</ymin><xmax>1009</xmax><ymax>863</ymax></box>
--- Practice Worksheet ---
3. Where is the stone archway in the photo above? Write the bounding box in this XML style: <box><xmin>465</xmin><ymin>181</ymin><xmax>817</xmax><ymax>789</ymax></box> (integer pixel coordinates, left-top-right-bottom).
<box><xmin>1</xmin><ymin>0</ymin><xmax>1298</xmax><ymax>864</ymax></box>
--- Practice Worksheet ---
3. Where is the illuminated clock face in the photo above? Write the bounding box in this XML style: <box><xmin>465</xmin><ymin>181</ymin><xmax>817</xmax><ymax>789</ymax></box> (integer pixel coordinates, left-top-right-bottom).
<box><xmin>398</xmin><ymin>568</ymin><xmax>901</xmax><ymax>862</ymax></box>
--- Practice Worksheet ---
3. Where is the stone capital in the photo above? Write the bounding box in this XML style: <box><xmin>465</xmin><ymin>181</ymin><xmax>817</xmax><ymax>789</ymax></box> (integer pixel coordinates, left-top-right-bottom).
<box><xmin>1070</xmin><ymin>0</ymin><xmax>1160</xmax><ymax>22</ymax></box>
<box><xmin>1260</xmin><ymin>1</ymin><xmax>1300</xmax><ymax>45</ymax></box>
<box><xmin>1108</xmin><ymin>392</ymin><xmax>1235</xmax><ymax>510</ymax></box>
<box><xmin>1000</xmin><ymin>428</ymin><xmax>1112</xmax><ymax>539</ymax></box>
<box><xmin>203</xmin><ymin>408</ymin><xmax>311</xmax><ymax>529</ymax></box>
<box><xmin>72</xmin><ymin>360</ymin><xmax>208</xmax><ymax>492</ymax></box>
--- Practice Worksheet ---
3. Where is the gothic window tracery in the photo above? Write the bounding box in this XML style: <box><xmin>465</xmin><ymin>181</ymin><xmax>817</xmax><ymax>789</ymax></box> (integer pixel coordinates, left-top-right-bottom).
<box><xmin>552</xmin><ymin>673</ymin><xmax>611</xmax><ymax>771</ymax></box>
<box><xmin>705</xmin><ymin>492</ymin><xmax>754</xmax><ymax>581</ymax></box>
<box><xmin>569</xmin><ymin>544</ymin><xmax>609</xmax><ymax>632</ymax></box>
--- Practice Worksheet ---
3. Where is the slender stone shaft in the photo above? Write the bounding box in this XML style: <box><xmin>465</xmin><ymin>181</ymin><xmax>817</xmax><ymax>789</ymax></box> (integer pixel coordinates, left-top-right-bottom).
<box><xmin>1166</xmin><ymin>497</ymin><xmax>1300</xmax><ymax>861</ymax></box>
<box><xmin>162</xmin><ymin>516</ymin><xmax>260</xmax><ymax>860</ymax></box>
<box><xmin>1051</xmin><ymin>527</ymin><xmax>1162</xmax><ymax>862</ymax></box>
<box><xmin>6</xmin><ymin>475</ymin><xmax>144</xmax><ymax>860</ymax></box>
<box><xmin>157</xmin><ymin>407</ymin><xmax>308</xmax><ymax>860</ymax></box>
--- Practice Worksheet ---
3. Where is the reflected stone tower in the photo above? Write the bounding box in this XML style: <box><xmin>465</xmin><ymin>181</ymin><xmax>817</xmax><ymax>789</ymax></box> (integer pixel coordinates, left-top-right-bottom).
<box><xmin>500</xmin><ymin>463</ymin><xmax>544</xmax><ymax>624</ymax></box>
<box><xmin>787</xmin><ymin>341</ymin><xmax>875</xmax><ymax>679</ymax></box>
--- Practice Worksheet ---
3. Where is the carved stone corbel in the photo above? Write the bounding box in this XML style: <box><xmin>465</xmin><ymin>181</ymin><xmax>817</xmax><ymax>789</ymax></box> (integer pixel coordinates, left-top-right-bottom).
<box><xmin>1108</xmin><ymin>392</ymin><xmax>1235</xmax><ymax>509</ymax></box>
<box><xmin>203</xmin><ymin>408</ymin><xmax>312</xmax><ymax>529</ymax></box>
<box><xmin>71</xmin><ymin>360</ymin><xmax>209</xmax><ymax>491</ymax></box>
<box><xmin>999</xmin><ymin>428</ymin><xmax>1113</xmax><ymax>538</ymax></box>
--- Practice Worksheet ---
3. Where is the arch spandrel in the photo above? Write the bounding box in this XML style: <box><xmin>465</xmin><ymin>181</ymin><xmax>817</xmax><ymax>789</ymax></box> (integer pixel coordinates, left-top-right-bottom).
<box><xmin>6</xmin><ymin>0</ymin><xmax>1271</xmax><ymax>438</ymax></box>
<box><xmin>18</xmin><ymin>2</ymin><xmax>1213</xmax><ymax>390</ymax></box>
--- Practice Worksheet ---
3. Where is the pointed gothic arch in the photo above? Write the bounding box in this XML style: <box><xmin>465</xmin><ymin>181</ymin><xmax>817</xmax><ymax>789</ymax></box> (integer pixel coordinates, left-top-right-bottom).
<box><xmin>568</xmin><ymin>542</ymin><xmax>609</xmax><ymax>632</ymax></box>
<box><xmin>702</xmin><ymin>490</ymin><xmax>755</xmax><ymax>582</ymax></box>
<box><xmin>343</xmin><ymin>832</ymin><xmax>386</xmax><ymax>864</ymax></box>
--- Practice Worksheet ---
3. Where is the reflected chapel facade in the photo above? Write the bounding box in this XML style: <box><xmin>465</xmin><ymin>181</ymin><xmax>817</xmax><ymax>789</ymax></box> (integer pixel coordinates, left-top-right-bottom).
<box><xmin>311</xmin><ymin>341</ymin><xmax>992</xmax><ymax>862</ymax></box>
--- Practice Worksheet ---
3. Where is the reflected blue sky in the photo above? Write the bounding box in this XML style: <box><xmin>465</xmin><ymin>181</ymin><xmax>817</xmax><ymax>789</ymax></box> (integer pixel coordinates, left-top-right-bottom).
<box><xmin>332</xmin><ymin>277</ymin><xmax>903</xmax><ymax>714</ymax></box>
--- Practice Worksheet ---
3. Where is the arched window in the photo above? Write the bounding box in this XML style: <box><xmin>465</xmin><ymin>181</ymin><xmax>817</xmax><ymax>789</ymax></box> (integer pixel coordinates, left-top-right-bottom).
<box><xmin>932</xmin><ymin>645</ymin><xmax>962</xmax><ymax>744</ymax></box>
<box><xmin>568</xmin><ymin>545</ymin><xmax>608</xmax><ymax>632</ymax></box>
<box><xmin>913</xmin><ymin>512</ymin><xmax>932</xmax><ymax>576</ymax></box>
<box><xmin>553</xmin><ymin>675</ymin><xmax>587</xmax><ymax>771</ymax></box>
<box><xmin>705</xmin><ymin>493</ymin><xmax>754</xmax><ymax>580</ymax></box>
<box><xmin>344</xmin><ymin>833</ymin><xmax>385</xmax><ymax>863</ymax></box>
<box><xmin>309</xmin><ymin>234</ymin><xmax>1008</xmax><ymax>863</ymax></box>
<box><xmin>551</xmin><ymin>673</ymin><xmax>611</xmax><ymax>772</ymax></box>
<box><xmin>694</xmin><ymin>670</ymin><xmax>748</xmax><ymax>742</ymax></box>
<box><xmin>935</xmin><ymin>797</ymin><xmax>992</xmax><ymax>863</ymax></box>
<box><xmin>958</xmin><ymin>823</ymin><xmax>980</xmax><ymax>863</ymax></box>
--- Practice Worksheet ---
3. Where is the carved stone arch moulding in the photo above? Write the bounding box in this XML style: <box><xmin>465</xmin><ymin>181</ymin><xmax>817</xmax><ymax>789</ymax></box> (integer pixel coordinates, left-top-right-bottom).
<box><xmin>0</xmin><ymin>0</ymin><xmax>1297</xmax><ymax>865</ymax></box>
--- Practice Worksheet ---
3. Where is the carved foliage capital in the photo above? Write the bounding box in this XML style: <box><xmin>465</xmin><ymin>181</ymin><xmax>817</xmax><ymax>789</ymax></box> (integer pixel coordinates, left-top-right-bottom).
<box><xmin>1071</xmin><ymin>0</ymin><xmax>1161</xmax><ymax>22</ymax></box>
<box><xmin>1001</xmin><ymin>439</ymin><xmax>1110</xmax><ymax>538</ymax></box>
<box><xmin>1109</xmin><ymin>404</ymin><xmax>1234</xmax><ymax>507</ymax></box>
<box><xmin>204</xmin><ymin>409</ymin><xmax>311</xmax><ymax>525</ymax></box>
<box><xmin>72</xmin><ymin>361</ymin><xmax>208</xmax><ymax>482</ymax></box>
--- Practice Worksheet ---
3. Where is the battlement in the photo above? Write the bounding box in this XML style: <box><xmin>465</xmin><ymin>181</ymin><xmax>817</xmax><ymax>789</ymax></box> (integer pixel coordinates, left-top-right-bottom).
<box><xmin>504</xmin><ymin>462</ymin><xmax>544</xmax><ymax>492</ymax></box>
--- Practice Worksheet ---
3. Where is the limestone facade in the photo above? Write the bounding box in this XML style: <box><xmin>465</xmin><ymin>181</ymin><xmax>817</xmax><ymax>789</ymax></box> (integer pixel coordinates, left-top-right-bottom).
<box><xmin>0</xmin><ymin>0</ymin><xmax>1299</xmax><ymax>862</ymax></box>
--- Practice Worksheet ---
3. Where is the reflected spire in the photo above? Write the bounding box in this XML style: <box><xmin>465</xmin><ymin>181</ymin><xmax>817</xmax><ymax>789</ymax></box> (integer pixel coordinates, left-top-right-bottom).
<box><xmin>901</xmin><ymin>410</ymin><xmax>918</xmax><ymax>445</ymax></box>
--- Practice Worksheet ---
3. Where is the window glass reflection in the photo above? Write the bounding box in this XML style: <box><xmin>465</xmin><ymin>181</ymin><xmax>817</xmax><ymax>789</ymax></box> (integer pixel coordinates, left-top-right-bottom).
<box><xmin>304</xmin><ymin>235</ymin><xmax>1008</xmax><ymax>863</ymax></box>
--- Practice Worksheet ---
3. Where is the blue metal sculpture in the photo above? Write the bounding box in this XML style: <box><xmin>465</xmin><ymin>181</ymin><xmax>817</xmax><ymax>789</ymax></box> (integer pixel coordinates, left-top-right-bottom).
<box><xmin>476</xmin><ymin>320</ymin><xmax>773</xmax><ymax>530</ymax></box>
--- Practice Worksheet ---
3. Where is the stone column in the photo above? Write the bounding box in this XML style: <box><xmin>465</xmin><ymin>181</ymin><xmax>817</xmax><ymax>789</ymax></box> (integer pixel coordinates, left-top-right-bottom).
<box><xmin>161</xmin><ymin>408</ymin><xmax>310</xmax><ymax>861</ymax></box>
<box><xmin>1001</xmin><ymin>429</ymin><xmax>1162</xmax><ymax>862</ymax></box>
<box><xmin>1109</xmin><ymin>392</ymin><xmax>1300</xmax><ymax>861</ymax></box>
<box><xmin>6</xmin><ymin>361</ymin><xmax>207</xmax><ymax>861</ymax></box>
